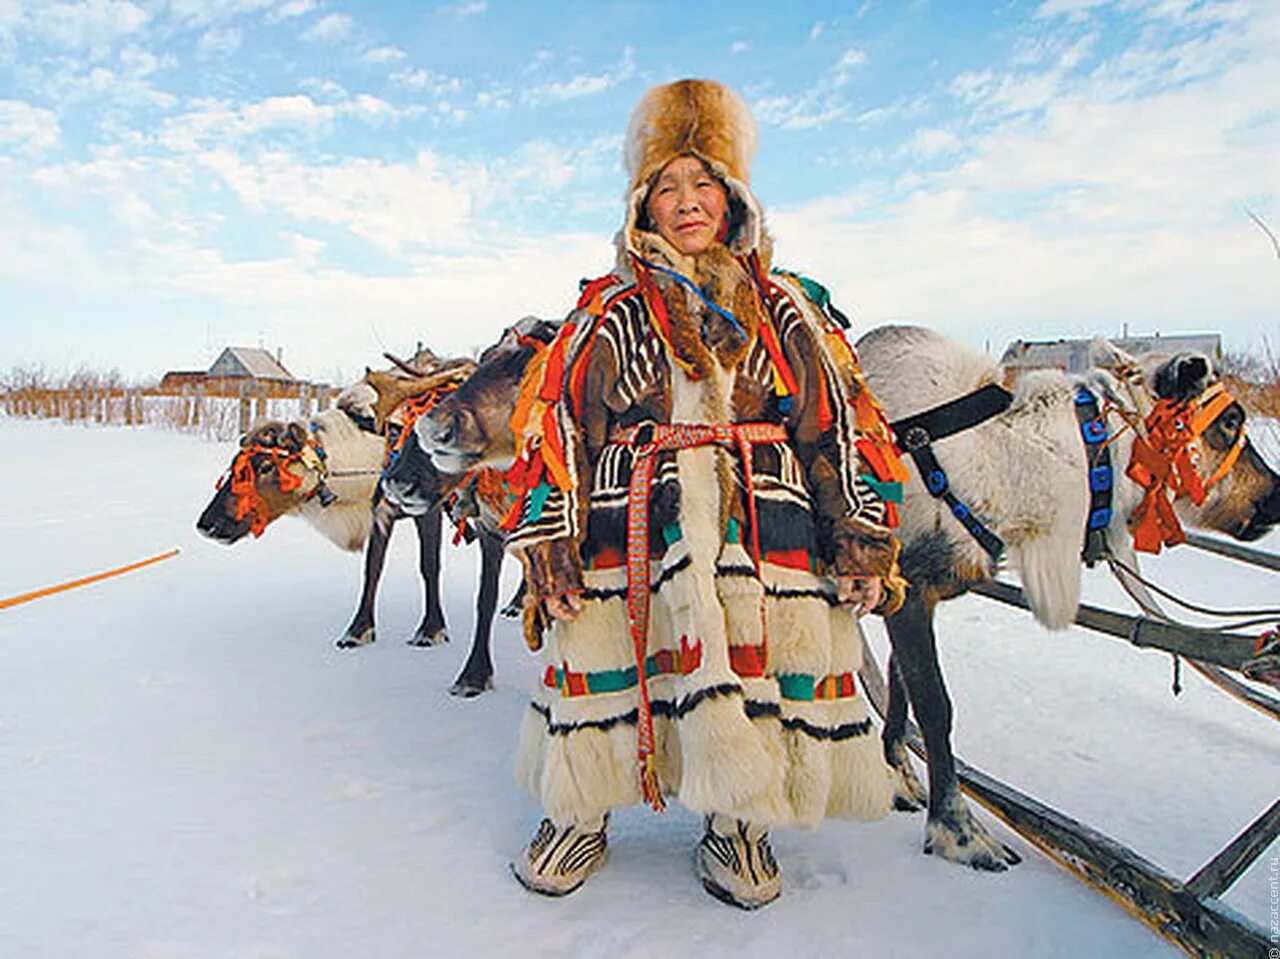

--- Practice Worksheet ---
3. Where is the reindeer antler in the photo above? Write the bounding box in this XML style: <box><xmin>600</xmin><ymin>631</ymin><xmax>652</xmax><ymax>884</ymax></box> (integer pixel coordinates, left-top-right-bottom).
<box><xmin>384</xmin><ymin>351</ymin><xmax>434</xmax><ymax>377</ymax></box>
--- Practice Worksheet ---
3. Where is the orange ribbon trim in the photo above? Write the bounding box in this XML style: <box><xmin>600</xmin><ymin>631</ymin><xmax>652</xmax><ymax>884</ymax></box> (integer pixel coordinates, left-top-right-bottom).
<box><xmin>1126</xmin><ymin>382</ymin><xmax>1245</xmax><ymax>554</ymax></box>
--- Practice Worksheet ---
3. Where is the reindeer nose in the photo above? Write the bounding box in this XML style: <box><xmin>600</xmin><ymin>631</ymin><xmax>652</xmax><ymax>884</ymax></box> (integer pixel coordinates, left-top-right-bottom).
<box><xmin>427</xmin><ymin>414</ymin><xmax>455</xmax><ymax>449</ymax></box>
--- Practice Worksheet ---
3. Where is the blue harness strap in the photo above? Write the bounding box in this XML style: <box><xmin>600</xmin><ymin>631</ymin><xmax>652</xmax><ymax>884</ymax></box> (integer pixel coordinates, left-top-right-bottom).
<box><xmin>891</xmin><ymin>384</ymin><xmax>1012</xmax><ymax>562</ymax></box>
<box><xmin>1073</xmin><ymin>385</ymin><xmax>1114</xmax><ymax>566</ymax></box>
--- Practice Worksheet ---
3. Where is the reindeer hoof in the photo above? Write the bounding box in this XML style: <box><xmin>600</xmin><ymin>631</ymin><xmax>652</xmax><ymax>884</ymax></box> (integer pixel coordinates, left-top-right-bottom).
<box><xmin>924</xmin><ymin>813</ymin><xmax>1021</xmax><ymax>871</ymax></box>
<box><xmin>336</xmin><ymin>628</ymin><xmax>375</xmax><ymax>649</ymax></box>
<box><xmin>407</xmin><ymin>628</ymin><xmax>449</xmax><ymax>648</ymax></box>
<box><xmin>890</xmin><ymin>762</ymin><xmax>927</xmax><ymax>813</ymax></box>
<box><xmin>449</xmin><ymin>676</ymin><xmax>494</xmax><ymax>698</ymax></box>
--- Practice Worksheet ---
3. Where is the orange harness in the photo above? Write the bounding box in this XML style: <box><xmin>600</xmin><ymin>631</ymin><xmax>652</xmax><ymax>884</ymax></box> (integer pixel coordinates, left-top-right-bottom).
<box><xmin>1126</xmin><ymin>382</ymin><xmax>1246</xmax><ymax>553</ymax></box>
<box><xmin>223</xmin><ymin>438</ymin><xmax>319</xmax><ymax>537</ymax></box>
<box><xmin>610</xmin><ymin>420</ymin><xmax>788</xmax><ymax>811</ymax></box>
<box><xmin>386</xmin><ymin>382</ymin><xmax>459</xmax><ymax>458</ymax></box>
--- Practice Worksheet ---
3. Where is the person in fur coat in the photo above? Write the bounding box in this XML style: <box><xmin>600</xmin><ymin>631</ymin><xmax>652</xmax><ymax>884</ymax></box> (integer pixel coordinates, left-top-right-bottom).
<box><xmin>506</xmin><ymin>78</ymin><xmax>908</xmax><ymax>909</ymax></box>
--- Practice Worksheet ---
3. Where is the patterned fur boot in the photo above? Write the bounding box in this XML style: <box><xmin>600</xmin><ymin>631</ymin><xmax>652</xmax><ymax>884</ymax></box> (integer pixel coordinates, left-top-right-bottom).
<box><xmin>696</xmin><ymin>813</ymin><xmax>782</xmax><ymax>909</ymax></box>
<box><xmin>510</xmin><ymin>815</ymin><xmax>609</xmax><ymax>897</ymax></box>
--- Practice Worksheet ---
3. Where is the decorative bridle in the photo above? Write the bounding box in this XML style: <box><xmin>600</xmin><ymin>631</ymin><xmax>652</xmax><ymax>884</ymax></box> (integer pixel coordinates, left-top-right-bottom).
<box><xmin>891</xmin><ymin>374</ymin><xmax>1249</xmax><ymax>563</ymax></box>
<box><xmin>217</xmin><ymin>428</ymin><xmax>334</xmax><ymax>538</ymax></box>
<box><xmin>1107</xmin><ymin>380</ymin><xmax>1247</xmax><ymax>553</ymax></box>
<box><xmin>383</xmin><ymin>366</ymin><xmax>474</xmax><ymax>465</ymax></box>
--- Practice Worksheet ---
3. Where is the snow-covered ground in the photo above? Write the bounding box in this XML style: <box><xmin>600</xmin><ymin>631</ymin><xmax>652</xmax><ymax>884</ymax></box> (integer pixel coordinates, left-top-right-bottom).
<box><xmin>1</xmin><ymin>416</ymin><xmax>1277</xmax><ymax>959</ymax></box>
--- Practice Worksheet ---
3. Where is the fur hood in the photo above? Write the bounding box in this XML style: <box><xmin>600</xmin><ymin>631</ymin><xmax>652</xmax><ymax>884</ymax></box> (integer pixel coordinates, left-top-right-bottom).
<box><xmin>618</xmin><ymin>79</ymin><xmax>767</xmax><ymax>264</ymax></box>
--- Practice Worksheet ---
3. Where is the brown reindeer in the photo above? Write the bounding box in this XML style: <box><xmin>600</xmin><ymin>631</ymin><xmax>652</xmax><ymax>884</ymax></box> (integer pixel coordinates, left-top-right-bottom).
<box><xmin>418</xmin><ymin>320</ymin><xmax>1280</xmax><ymax>868</ymax></box>
<box><xmin>195</xmin><ymin>358</ymin><xmax>495</xmax><ymax>695</ymax></box>
<box><xmin>358</xmin><ymin>357</ymin><xmax>525</xmax><ymax>697</ymax></box>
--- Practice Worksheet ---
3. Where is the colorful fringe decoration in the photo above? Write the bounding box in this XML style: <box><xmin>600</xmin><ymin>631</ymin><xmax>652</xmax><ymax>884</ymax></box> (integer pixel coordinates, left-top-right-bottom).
<box><xmin>1126</xmin><ymin>382</ymin><xmax>1245</xmax><ymax>553</ymax></box>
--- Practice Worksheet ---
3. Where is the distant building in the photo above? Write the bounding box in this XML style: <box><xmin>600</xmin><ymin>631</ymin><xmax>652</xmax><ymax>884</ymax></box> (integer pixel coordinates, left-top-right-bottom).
<box><xmin>1001</xmin><ymin>333</ymin><xmax>1222</xmax><ymax>382</ymax></box>
<box><xmin>160</xmin><ymin>347</ymin><xmax>302</xmax><ymax>393</ymax></box>
<box><xmin>206</xmin><ymin>347</ymin><xmax>295</xmax><ymax>383</ymax></box>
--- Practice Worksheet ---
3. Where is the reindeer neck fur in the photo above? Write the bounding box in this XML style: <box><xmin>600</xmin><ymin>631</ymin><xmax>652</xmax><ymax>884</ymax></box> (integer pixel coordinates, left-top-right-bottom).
<box><xmin>296</xmin><ymin>407</ymin><xmax>385</xmax><ymax>552</ymax></box>
<box><xmin>860</xmin><ymin>326</ymin><xmax>1086</xmax><ymax>627</ymax></box>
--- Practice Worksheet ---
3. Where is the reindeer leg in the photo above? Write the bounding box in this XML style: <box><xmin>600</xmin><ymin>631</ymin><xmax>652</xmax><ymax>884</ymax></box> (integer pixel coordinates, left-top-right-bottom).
<box><xmin>449</xmin><ymin>529</ymin><xmax>502</xmax><ymax>697</ymax></box>
<box><xmin>886</xmin><ymin>588</ymin><xmax>1020</xmax><ymax>871</ymax></box>
<box><xmin>407</xmin><ymin>508</ymin><xmax>449</xmax><ymax>647</ymax></box>
<box><xmin>337</xmin><ymin>500</ymin><xmax>396</xmax><ymax>648</ymax></box>
<box><xmin>883</xmin><ymin>655</ymin><xmax>927</xmax><ymax>812</ymax></box>
<box><xmin>500</xmin><ymin>578</ymin><xmax>526</xmax><ymax>619</ymax></box>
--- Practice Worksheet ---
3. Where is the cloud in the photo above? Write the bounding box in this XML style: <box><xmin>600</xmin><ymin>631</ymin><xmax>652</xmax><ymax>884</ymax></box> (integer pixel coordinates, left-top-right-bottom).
<box><xmin>904</xmin><ymin>127</ymin><xmax>962</xmax><ymax>157</ymax></box>
<box><xmin>196</xmin><ymin>25</ymin><xmax>242</xmax><ymax>58</ymax></box>
<box><xmin>522</xmin><ymin>46</ymin><xmax>635</xmax><ymax>105</ymax></box>
<box><xmin>0</xmin><ymin>100</ymin><xmax>60</xmax><ymax>155</ymax></box>
<box><xmin>158</xmin><ymin>92</ymin><xmax>406</xmax><ymax>151</ymax></box>
<box><xmin>167</xmin><ymin>0</ymin><xmax>275</xmax><ymax>28</ymax></box>
<box><xmin>32</xmin><ymin>0</ymin><xmax>148</xmax><ymax>49</ymax></box>
<box><xmin>31</xmin><ymin>44</ymin><xmax>175</xmax><ymax>111</ymax></box>
<box><xmin>362</xmin><ymin>45</ymin><xmax>406</xmax><ymax>64</ymax></box>
<box><xmin>834</xmin><ymin>47</ymin><xmax>868</xmax><ymax>86</ymax></box>
<box><xmin>731</xmin><ymin>41</ymin><xmax>750</xmax><ymax>55</ymax></box>
<box><xmin>265</xmin><ymin>0</ymin><xmax>316</xmax><ymax>22</ymax></box>
<box><xmin>768</xmin><ymin>3</ymin><xmax>1280</xmax><ymax>353</ymax></box>
<box><xmin>196</xmin><ymin>148</ymin><xmax>481</xmax><ymax>253</ymax></box>
<box><xmin>301</xmin><ymin>12</ymin><xmax>352</xmax><ymax>43</ymax></box>
<box><xmin>440</xmin><ymin>0</ymin><xmax>487</xmax><ymax>18</ymax></box>
<box><xmin>810</xmin><ymin>21</ymin><xmax>825</xmax><ymax>40</ymax></box>
<box><xmin>1035</xmin><ymin>0</ymin><xmax>1111</xmax><ymax>21</ymax></box>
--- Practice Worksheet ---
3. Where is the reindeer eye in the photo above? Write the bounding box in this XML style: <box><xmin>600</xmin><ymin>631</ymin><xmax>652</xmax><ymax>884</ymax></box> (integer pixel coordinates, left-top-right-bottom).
<box><xmin>255</xmin><ymin>459</ymin><xmax>275</xmax><ymax>475</ymax></box>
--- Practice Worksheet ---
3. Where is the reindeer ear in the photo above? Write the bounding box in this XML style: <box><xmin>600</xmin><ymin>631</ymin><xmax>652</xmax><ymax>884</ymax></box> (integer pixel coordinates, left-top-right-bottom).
<box><xmin>283</xmin><ymin>422</ymin><xmax>307</xmax><ymax>452</ymax></box>
<box><xmin>1153</xmin><ymin>354</ymin><xmax>1211</xmax><ymax>402</ymax></box>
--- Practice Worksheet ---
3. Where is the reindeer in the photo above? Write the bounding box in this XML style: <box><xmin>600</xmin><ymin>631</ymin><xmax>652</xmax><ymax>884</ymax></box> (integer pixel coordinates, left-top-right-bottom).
<box><xmin>194</xmin><ymin>357</ymin><xmax>493</xmax><ymax>693</ymax></box>
<box><xmin>414</xmin><ymin>318</ymin><xmax>1280</xmax><ymax>868</ymax></box>
<box><xmin>857</xmin><ymin>325</ymin><xmax>1280</xmax><ymax>871</ymax></box>
<box><xmin>356</xmin><ymin>317</ymin><xmax>562</xmax><ymax>689</ymax></box>
<box><xmin>357</xmin><ymin>356</ymin><xmax>530</xmax><ymax>697</ymax></box>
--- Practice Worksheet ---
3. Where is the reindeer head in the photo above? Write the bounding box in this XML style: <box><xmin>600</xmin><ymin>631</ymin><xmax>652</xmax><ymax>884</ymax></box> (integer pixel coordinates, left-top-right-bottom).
<box><xmin>196</xmin><ymin>420</ymin><xmax>329</xmax><ymax>543</ymax></box>
<box><xmin>419</xmin><ymin>317</ymin><xmax>560</xmax><ymax>474</ymax></box>
<box><xmin>1147</xmin><ymin>352</ymin><xmax>1280</xmax><ymax>541</ymax></box>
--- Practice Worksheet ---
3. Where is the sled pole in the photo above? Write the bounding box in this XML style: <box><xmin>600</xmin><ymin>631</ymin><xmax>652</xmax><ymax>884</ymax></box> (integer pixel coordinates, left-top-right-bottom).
<box><xmin>1184</xmin><ymin>798</ymin><xmax>1280</xmax><ymax>901</ymax></box>
<box><xmin>952</xmin><ymin>758</ymin><xmax>1270</xmax><ymax>959</ymax></box>
<box><xmin>857</xmin><ymin>633</ymin><xmax>1272</xmax><ymax>958</ymax></box>
<box><xmin>1185</xmin><ymin>660</ymin><xmax>1280</xmax><ymax>722</ymax></box>
<box><xmin>970</xmin><ymin>580</ymin><xmax>1263</xmax><ymax>672</ymax></box>
<box><xmin>1184</xmin><ymin>532</ymin><xmax>1280</xmax><ymax>573</ymax></box>
<box><xmin>0</xmin><ymin>549</ymin><xmax>181</xmax><ymax>611</ymax></box>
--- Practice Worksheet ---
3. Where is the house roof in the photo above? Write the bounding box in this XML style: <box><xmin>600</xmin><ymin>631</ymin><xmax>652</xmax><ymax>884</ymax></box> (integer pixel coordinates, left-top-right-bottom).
<box><xmin>208</xmin><ymin>347</ymin><xmax>295</xmax><ymax>381</ymax></box>
<box><xmin>1001</xmin><ymin>333</ymin><xmax>1222</xmax><ymax>367</ymax></box>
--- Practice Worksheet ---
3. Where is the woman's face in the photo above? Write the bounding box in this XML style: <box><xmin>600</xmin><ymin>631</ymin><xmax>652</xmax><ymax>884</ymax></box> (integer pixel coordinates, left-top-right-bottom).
<box><xmin>645</xmin><ymin>155</ymin><xmax>728</xmax><ymax>256</ymax></box>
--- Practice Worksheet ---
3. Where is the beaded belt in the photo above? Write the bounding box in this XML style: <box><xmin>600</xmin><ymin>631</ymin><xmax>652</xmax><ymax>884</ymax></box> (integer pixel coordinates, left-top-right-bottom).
<box><xmin>609</xmin><ymin>420</ymin><xmax>788</xmax><ymax>811</ymax></box>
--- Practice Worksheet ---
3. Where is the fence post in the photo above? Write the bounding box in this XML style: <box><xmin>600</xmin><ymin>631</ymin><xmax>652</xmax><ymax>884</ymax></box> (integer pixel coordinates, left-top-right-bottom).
<box><xmin>194</xmin><ymin>385</ymin><xmax>203</xmax><ymax>428</ymax></box>
<box><xmin>299</xmin><ymin>384</ymin><xmax>311</xmax><ymax>419</ymax></box>
<box><xmin>254</xmin><ymin>385</ymin><xmax>267</xmax><ymax>423</ymax></box>
<box><xmin>238</xmin><ymin>383</ymin><xmax>251</xmax><ymax>435</ymax></box>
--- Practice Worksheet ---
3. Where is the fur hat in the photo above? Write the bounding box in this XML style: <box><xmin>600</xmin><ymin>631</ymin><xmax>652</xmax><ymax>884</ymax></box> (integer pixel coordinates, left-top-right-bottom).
<box><xmin>622</xmin><ymin>78</ymin><xmax>764</xmax><ymax>257</ymax></box>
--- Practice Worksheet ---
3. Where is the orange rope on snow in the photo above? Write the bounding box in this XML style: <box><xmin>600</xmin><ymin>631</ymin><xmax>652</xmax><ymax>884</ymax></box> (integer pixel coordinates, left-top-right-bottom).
<box><xmin>0</xmin><ymin>548</ymin><xmax>181</xmax><ymax>611</ymax></box>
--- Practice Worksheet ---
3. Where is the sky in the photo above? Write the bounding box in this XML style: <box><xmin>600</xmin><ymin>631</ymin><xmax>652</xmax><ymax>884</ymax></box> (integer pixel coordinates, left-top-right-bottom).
<box><xmin>0</xmin><ymin>0</ymin><xmax>1278</xmax><ymax>386</ymax></box>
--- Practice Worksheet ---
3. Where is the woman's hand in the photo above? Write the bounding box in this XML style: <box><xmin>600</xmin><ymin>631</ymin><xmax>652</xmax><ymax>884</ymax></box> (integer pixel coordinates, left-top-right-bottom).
<box><xmin>544</xmin><ymin>591</ymin><xmax>584</xmax><ymax>621</ymax></box>
<box><xmin>835</xmin><ymin>574</ymin><xmax>883</xmax><ymax>617</ymax></box>
<box><xmin>518</xmin><ymin>538</ymin><xmax>586</xmax><ymax>623</ymax></box>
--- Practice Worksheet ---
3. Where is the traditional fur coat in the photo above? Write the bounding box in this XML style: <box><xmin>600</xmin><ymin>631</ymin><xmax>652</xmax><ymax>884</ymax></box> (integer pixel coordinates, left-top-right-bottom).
<box><xmin>507</xmin><ymin>79</ymin><xmax>904</xmax><ymax>829</ymax></box>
